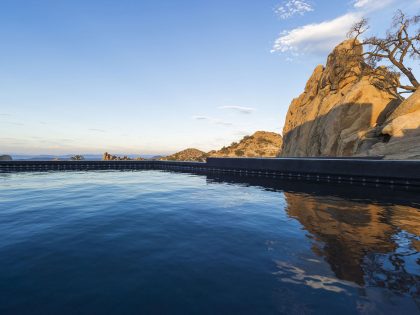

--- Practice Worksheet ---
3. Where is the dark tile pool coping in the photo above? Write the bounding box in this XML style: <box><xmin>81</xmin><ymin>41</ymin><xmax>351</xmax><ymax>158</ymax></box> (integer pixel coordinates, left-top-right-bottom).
<box><xmin>1</xmin><ymin>158</ymin><xmax>420</xmax><ymax>189</ymax></box>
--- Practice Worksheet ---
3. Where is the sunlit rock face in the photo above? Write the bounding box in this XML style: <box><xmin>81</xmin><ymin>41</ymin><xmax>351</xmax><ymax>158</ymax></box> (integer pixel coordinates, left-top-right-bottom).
<box><xmin>208</xmin><ymin>131</ymin><xmax>283</xmax><ymax>158</ymax></box>
<box><xmin>360</xmin><ymin>89</ymin><xmax>420</xmax><ymax>159</ymax></box>
<box><xmin>280</xmin><ymin>39</ymin><xmax>401</xmax><ymax>157</ymax></box>
<box><xmin>160</xmin><ymin>148</ymin><xmax>207</xmax><ymax>162</ymax></box>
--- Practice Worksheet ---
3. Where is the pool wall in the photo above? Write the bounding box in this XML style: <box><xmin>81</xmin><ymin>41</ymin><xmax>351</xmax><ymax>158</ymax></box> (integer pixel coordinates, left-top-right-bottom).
<box><xmin>1</xmin><ymin>158</ymin><xmax>420</xmax><ymax>188</ymax></box>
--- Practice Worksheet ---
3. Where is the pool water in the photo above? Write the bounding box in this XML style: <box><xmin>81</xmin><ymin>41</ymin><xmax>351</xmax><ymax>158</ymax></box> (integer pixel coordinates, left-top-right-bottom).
<box><xmin>0</xmin><ymin>170</ymin><xmax>419</xmax><ymax>314</ymax></box>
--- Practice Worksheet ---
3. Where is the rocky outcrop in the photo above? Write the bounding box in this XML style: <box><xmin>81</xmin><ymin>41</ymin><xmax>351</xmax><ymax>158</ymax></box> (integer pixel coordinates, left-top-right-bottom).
<box><xmin>102</xmin><ymin>152</ymin><xmax>144</xmax><ymax>161</ymax></box>
<box><xmin>161</xmin><ymin>131</ymin><xmax>282</xmax><ymax>161</ymax></box>
<box><xmin>209</xmin><ymin>131</ymin><xmax>282</xmax><ymax>158</ymax></box>
<box><xmin>359</xmin><ymin>90</ymin><xmax>420</xmax><ymax>159</ymax></box>
<box><xmin>280</xmin><ymin>39</ymin><xmax>402</xmax><ymax>157</ymax></box>
<box><xmin>160</xmin><ymin>148</ymin><xmax>207</xmax><ymax>162</ymax></box>
<box><xmin>0</xmin><ymin>155</ymin><xmax>12</xmax><ymax>161</ymax></box>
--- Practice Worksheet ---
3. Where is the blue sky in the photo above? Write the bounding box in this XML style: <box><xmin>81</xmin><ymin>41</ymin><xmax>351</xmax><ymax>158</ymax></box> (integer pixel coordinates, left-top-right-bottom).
<box><xmin>0</xmin><ymin>0</ymin><xmax>419</xmax><ymax>155</ymax></box>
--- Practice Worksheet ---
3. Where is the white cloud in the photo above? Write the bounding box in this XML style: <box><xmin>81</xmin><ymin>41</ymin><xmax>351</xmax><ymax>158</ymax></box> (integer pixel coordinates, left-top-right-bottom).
<box><xmin>272</xmin><ymin>0</ymin><xmax>397</xmax><ymax>54</ymax></box>
<box><xmin>353</xmin><ymin>0</ymin><xmax>370</xmax><ymax>8</ymax></box>
<box><xmin>272</xmin><ymin>12</ymin><xmax>360</xmax><ymax>53</ymax></box>
<box><xmin>219</xmin><ymin>106</ymin><xmax>256</xmax><ymax>114</ymax></box>
<box><xmin>88</xmin><ymin>128</ymin><xmax>107</xmax><ymax>133</ymax></box>
<box><xmin>353</xmin><ymin>0</ymin><xmax>394</xmax><ymax>9</ymax></box>
<box><xmin>276</xmin><ymin>0</ymin><xmax>313</xmax><ymax>19</ymax></box>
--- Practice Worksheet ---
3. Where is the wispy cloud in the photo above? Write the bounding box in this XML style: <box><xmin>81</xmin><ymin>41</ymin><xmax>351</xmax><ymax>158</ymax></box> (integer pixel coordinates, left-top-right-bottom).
<box><xmin>275</xmin><ymin>0</ymin><xmax>313</xmax><ymax>19</ymax></box>
<box><xmin>2</xmin><ymin>121</ymin><xmax>25</xmax><ymax>126</ymax></box>
<box><xmin>192</xmin><ymin>116</ymin><xmax>233</xmax><ymax>126</ymax></box>
<box><xmin>272</xmin><ymin>0</ymin><xmax>396</xmax><ymax>54</ymax></box>
<box><xmin>219</xmin><ymin>106</ymin><xmax>256</xmax><ymax>114</ymax></box>
<box><xmin>192</xmin><ymin>116</ymin><xmax>210</xmax><ymax>121</ymax></box>
<box><xmin>88</xmin><ymin>128</ymin><xmax>107</xmax><ymax>133</ymax></box>
<box><xmin>353</xmin><ymin>0</ymin><xmax>394</xmax><ymax>9</ymax></box>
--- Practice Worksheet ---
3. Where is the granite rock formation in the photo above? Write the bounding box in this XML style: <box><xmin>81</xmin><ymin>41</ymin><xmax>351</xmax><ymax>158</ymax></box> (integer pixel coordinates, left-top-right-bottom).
<box><xmin>160</xmin><ymin>148</ymin><xmax>207</xmax><ymax>162</ymax></box>
<box><xmin>359</xmin><ymin>89</ymin><xmax>420</xmax><ymax>159</ymax></box>
<box><xmin>280</xmin><ymin>39</ymin><xmax>403</xmax><ymax>157</ymax></box>
<box><xmin>160</xmin><ymin>131</ymin><xmax>282</xmax><ymax>161</ymax></box>
<box><xmin>209</xmin><ymin>131</ymin><xmax>282</xmax><ymax>158</ymax></box>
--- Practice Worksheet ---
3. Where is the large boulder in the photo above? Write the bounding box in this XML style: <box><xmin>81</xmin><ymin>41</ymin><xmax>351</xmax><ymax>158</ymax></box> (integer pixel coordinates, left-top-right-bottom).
<box><xmin>280</xmin><ymin>39</ymin><xmax>401</xmax><ymax>157</ymax></box>
<box><xmin>359</xmin><ymin>90</ymin><xmax>420</xmax><ymax>159</ymax></box>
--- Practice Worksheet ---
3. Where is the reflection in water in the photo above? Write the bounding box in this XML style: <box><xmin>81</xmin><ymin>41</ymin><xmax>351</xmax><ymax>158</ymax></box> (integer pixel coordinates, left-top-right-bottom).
<box><xmin>273</xmin><ymin>260</ymin><xmax>357</xmax><ymax>293</ymax></box>
<box><xmin>206</xmin><ymin>173</ymin><xmax>420</xmax><ymax>306</ymax></box>
<box><xmin>284</xmin><ymin>193</ymin><xmax>420</xmax><ymax>300</ymax></box>
<box><xmin>285</xmin><ymin>194</ymin><xmax>395</xmax><ymax>284</ymax></box>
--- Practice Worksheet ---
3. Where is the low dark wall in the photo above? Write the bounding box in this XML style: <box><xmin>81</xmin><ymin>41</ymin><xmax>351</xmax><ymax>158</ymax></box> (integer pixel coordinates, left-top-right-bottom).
<box><xmin>0</xmin><ymin>160</ymin><xmax>206</xmax><ymax>172</ymax></box>
<box><xmin>206</xmin><ymin>158</ymin><xmax>420</xmax><ymax>181</ymax></box>
<box><xmin>1</xmin><ymin>158</ymin><xmax>419</xmax><ymax>188</ymax></box>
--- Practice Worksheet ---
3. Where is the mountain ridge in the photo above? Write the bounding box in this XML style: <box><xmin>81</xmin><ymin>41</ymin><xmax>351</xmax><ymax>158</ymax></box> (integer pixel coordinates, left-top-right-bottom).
<box><xmin>159</xmin><ymin>131</ymin><xmax>282</xmax><ymax>162</ymax></box>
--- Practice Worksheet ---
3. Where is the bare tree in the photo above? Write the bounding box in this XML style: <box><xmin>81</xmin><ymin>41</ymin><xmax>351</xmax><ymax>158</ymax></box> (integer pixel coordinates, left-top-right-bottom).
<box><xmin>348</xmin><ymin>10</ymin><xmax>419</xmax><ymax>97</ymax></box>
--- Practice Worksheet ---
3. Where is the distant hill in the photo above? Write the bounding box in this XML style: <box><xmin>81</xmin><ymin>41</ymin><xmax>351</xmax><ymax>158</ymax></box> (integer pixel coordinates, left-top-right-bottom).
<box><xmin>160</xmin><ymin>131</ymin><xmax>282</xmax><ymax>162</ymax></box>
<box><xmin>10</xmin><ymin>154</ymin><xmax>158</xmax><ymax>161</ymax></box>
<box><xmin>160</xmin><ymin>148</ymin><xmax>207</xmax><ymax>162</ymax></box>
<box><xmin>208</xmin><ymin>131</ymin><xmax>282</xmax><ymax>158</ymax></box>
<box><xmin>0</xmin><ymin>155</ymin><xmax>12</xmax><ymax>161</ymax></box>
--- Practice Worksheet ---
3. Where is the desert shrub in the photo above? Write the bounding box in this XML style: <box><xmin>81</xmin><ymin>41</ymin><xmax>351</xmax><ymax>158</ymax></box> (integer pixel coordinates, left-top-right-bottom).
<box><xmin>220</xmin><ymin>147</ymin><xmax>229</xmax><ymax>154</ymax></box>
<box><xmin>235</xmin><ymin>149</ymin><xmax>245</xmax><ymax>156</ymax></box>
<box><xmin>70</xmin><ymin>155</ymin><xmax>84</xmax><ymax>160</ymax></box>
<box><xmin>257</xmin><ymin>137</ymin><xmax>273</xmax><ymax>145</ymax></box>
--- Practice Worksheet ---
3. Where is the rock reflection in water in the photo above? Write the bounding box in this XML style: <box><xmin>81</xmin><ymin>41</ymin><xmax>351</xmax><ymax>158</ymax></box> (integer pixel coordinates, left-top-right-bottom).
<box><xmin>205</xmin><ymin>174</ymin><xmax>420</xmax><ymax>307</ymax></box>
<box><xmin>284</xmin><ymin>192</ymin><xmax>420</xmax><ymax>301</ymax></box>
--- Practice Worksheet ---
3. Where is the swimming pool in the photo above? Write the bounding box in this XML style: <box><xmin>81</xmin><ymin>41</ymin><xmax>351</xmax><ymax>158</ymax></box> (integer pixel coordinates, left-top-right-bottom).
<box><xmin>0</xmin><ymin>170</ymin><xmax>419</xmax><ymax>314</ymax></box>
